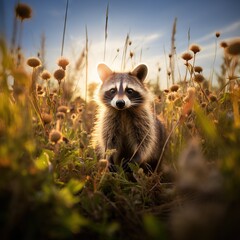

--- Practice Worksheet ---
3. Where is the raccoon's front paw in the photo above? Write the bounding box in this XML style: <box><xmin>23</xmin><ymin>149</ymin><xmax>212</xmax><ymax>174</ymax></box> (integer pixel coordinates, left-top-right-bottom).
<box><xmin>122</xmin><ymin>159</ymin><xmax>133</xmax><ymax>173</ymax></box>
<box><xmin>108</xmin><ymin>162</ymin><xmax>118</xmax><ymax>172</ymax></box>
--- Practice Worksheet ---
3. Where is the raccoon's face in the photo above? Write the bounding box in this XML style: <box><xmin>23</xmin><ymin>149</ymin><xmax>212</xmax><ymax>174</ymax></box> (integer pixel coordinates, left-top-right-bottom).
<box><xmin>97</xmin><ymin>63</ymin><xmax>148</xmax><ymax>110</ymax></box>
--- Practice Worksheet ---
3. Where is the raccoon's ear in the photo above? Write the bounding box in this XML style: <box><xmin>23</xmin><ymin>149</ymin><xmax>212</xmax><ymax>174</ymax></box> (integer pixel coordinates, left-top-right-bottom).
<box><xmin>97</xmin><ymin>63</ymin><xmax>113</xmax><ymax>82</ymax></box>
<box><xmin>131</xmin><ymin>64</ymin><xmax>148</xmax><ymax>82</ymax></box>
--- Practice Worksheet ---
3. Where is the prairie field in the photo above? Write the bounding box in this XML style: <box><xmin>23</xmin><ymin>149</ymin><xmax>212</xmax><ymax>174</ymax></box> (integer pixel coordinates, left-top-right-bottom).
<box><xmin>0</xmin><ymin>1</ymin><xmax>240</xmax><ymax>240</ymax></box>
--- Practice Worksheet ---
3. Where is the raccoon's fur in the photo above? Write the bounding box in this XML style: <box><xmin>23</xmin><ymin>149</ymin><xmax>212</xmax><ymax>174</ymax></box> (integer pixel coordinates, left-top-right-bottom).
<box><xmin>92</xmin><ymin>63</ymin><xmax>165</xmax><ymax>172</ymax></box>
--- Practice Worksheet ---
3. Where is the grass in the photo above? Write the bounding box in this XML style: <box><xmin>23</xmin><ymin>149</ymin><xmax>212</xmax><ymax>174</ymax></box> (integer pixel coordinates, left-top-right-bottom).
<box><xmin>0</xmin><ymin>2</ymin><xmax>240</xmax><ymax>240</ymax></box>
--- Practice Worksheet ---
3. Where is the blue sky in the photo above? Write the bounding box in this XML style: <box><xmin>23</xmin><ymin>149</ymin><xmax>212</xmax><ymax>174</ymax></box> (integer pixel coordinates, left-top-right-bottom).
<box><xmin>1</xmin><ymin>0</ymin><xmax>240</xmax><ymax>92</ymax></box>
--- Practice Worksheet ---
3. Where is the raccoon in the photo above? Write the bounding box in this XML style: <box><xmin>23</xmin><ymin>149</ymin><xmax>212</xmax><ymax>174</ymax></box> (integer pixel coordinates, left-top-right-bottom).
<box><xmin>92</xmin><ymin>63</ymin><xmax>165</xmax><ymax>173</ymax></box>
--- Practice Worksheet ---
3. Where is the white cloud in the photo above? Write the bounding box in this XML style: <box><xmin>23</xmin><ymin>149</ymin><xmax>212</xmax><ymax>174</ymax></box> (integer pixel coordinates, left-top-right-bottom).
<box><xmin>194</xmin><ymin>21</ymin><xmax>240</xmax><ymax>43</ymax></box>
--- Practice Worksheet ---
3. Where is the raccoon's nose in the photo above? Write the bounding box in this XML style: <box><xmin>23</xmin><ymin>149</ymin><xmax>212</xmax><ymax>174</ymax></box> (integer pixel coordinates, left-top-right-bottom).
<box><xmin>116</xmin><ymin>100</ymin><xmax>125</xmax><ymax>109</ymax></box>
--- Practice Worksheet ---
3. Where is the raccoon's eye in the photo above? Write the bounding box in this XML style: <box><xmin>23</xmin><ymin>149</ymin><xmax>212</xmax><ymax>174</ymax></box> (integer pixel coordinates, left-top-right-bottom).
<box><xmin>126</xmin><ymin>88</ymin><xmax>134</xmax><ymax>94</ymax></box>
<box><xmin>109</xmin><ymin>88</ymin><xmax>116</xmax><ymax>94</ymax></box>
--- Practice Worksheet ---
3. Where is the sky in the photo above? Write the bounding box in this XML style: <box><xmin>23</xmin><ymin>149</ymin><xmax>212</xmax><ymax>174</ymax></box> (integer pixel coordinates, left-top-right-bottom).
<box><xmin>1</xmin><ymin>0</ymin><xmax>240</xmax><ymax>95</ymax></box>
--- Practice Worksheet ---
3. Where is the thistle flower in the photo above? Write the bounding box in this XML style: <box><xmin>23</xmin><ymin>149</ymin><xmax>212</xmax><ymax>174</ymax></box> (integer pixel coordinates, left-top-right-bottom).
<box><xmin>41</xmin><ymin>113</ymin><xmax>52</xmax><ymax>125</ymax></box>
<box><xmin>71</xmin><ymin>113</ymin><xmax>77</xmax><ymax>121</ymax></box>
<box><xmin>56</xmin><ymin>112</ymin><xmax>65</xmax><ymax>120</ymax></box>
<box><xmin>15</xmin><ymin>3</ymin><xmax>32</xmax><ymax>21</ymax></box>
<box><xmin>194</xmin><ymin>66</ymin><xmax>203</xmax><ymax>73</ymax></box>
<box><xmin>27</xmin><ymin>57</ymin><xmax>41</xmax><ymax>68</ymax></box>
<box><xmin>220</xmin><ymin>41</ymin><xmax>228</xmax><ymax>49</ymax></box>
<box><xmin>170</xmin><ymin>84</ymin><xmax>180</xmax><ymax>92</ymax></box>
<box><xmin>57</xmin><ymin>57</ymin><xmax>69</xmax><ymax>70</ymax></box>
<box><xmin>189</xmin><ymin>44</ymin><xmax>201</xmax><ymax>54</ymax></box>
<box><xmin>194</xmin><ymin>74</ymin><xmax>205</xmax><ymax>84</ymax></box>
<box><xmin>57</xmin><ymin>105</ymin><xmax>69</xmax><ymax>113</ymax></box>
<box><xmin>54</xmin><ymin>69</ymin><xmax>65</xmax><ymax>83</ymax></box>
<box><xmin>209</xmin><ymin>94</ymin><xmax>217</xmax><ymax>102</ymax></box>
<box><xmin>49</xmin><ymin>129</ymin><xmax>62</xmax><ymax>144</ymax></box>
<box><xmin>215</xmin><ymin>32</ymin><xmax>220</xmax><ymax>38</ymax></box>
<box><xmin>201</xmin><ymin>102</ymin><xmax>207</xmax><ymax>108</ymax></box>
<box><xmin>41</xmin><ymin>70</ymin><xmax>51</xmax><ymax>81</ymax></box>
<box><xmin>181</xmin><ymin>52</ymin><xmax>193</xmax><ymax>62</ymax></box>
<box><xmin>226</xmin><ymin>38</ymin><xmax>240</xmax><ymax>56</ymax></box>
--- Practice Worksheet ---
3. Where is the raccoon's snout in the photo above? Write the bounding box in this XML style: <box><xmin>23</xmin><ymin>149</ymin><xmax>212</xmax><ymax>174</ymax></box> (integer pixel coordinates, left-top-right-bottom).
<box><xmin>116</xmin><ymin>100</ymin><xmax>125</xmax><ymax>109</ymax></box>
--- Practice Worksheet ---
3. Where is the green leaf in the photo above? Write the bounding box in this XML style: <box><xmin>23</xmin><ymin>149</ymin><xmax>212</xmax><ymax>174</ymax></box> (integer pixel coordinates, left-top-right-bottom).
<box><xmin>35</xmin><ymin>151</ymin><xmax>50</xmax><ymax>170</ymax></box>
<box><xmin>194</xmin><ymin>103</ymin><xmax>217</xmax><ymax>140</ymax></box>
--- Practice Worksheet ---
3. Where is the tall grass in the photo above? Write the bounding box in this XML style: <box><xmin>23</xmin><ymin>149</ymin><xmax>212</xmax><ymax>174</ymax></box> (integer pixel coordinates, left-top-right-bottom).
<box><xmin>0</xmin><ymin>2</ymin><xmax>240</xmax><ymax>240</ymax></box>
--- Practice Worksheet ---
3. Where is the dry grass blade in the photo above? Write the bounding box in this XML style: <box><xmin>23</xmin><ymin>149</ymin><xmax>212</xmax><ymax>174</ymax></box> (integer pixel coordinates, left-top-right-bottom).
<box><xmin>121</xmin><ymin>33</ymin><xmax>130</xmax><ymax>71</ymax></box>
<box><xmin>85</xmin><ymin>25</ymin><xmax>88</xmax><ymax>103</ymax></box>
<box><xmin>61</xmin><ymin>0</ymin><xmax>69</xmax><ymax>56</ymax></box>
<box><xmin>170</xmin><ymin>17</ymin><xmax>177</xmax><ymax>84</ymax></box>
<box><xmin>103</xmin><ymin>3</ymin><xmax>109</xmax><ymax>61</ymax></box>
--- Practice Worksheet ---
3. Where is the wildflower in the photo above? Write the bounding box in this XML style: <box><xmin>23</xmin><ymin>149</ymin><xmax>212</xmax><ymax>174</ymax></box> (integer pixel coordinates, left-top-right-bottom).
<box><xmin>41</xmin><ymin>113</ymin><xmax>52</xmax><ymax>125</ymax></box>
<box><xmin>194</xmin><ymin>74</ymin><xmax>205</xmax><ymax>84</ymax></box>
<box><xmin>167</xmin><ymin>92</ymin><xmax>176</xmax><ymax>101</ymax></box>
<box><xmin>226</xmin><ymin>38</ymin><xmax>240</xmax><ymax>56</ymax></box>
<box><xmin>71</xmin><ymin>113</ymin><xmax>77</xmax><ymax>121</ymax></box>
<box><xmin>57</xmin><ymin>105</ymin><xmax>69</xmax><ymax>113</ymax></box>
<box><xmin>194</xmin><ymin>66</ymin><xmax>203</xmax><ymax>73</ymax></box>
<box><xmin>41</xmin><ymin>70</ymin><xmax>51</xmax><ymax>81</ymax></box>
<box><xmin>15</xmin><ymin>3</ymin><xmax>32</xmax><ymax>21</ymax></box>
<box><xmin>170</xmin><ymin>84</ymin><xmax>179</xmax><ymax>92</ymax></box>
<box><xmin>181</xmin><ymin>52</ymin><xmax>193</xmax><ymax>62</ymax></box>
<box><xmin>220</xmin><ymin>41</ymin><xmax>228</xmax><ymax>48</ymax></box>
<box><xmin>181</xmin><ymin>87</ymin><xmax>195</xmax><ymax>119</ymax></box>
<box><xmin>27</xmin><ymin>57</ymin><xmax>41</xmax><ymax>68</ymax></box>
<box><xmin>164</xmin><ymin>89</ymin><xmax>169</xmax><ymax>93</ymax></box>
<box><xmin>189</xmin><ymin>44</ymin><xmax>201</xmax><ymax>54</ymax></box>
<box><xmin>57</xmin><ymin>57</ymin><xmax>69</xmax><ymax>70</ymax></box>
<box><xmin>209</xmin><ymin>94</ymin><xmax>217</xmax><ymax>102</ymax></box>
<box><xmin>49</xmin><ymin>129</ymin><xmax>62</xmax><ymax>144</ymax></box>
<box><xmin>201</xmin><ymin>102</ymin><xmax>207</xmax><ymax>108</ymax></box>
<box><xmin>215</xmin><ymin>32</ymin><xmax>220</xmax><ymax>38</ymax></box>
<box><xmin>56</xmin><ymin>112</ymin><xmax>65</xmax><ymax>120</ymax></box>
<box><xmin>54</xmin><ymin>69</ymin><xmax>65</xmax><ymax>83</ymax></box>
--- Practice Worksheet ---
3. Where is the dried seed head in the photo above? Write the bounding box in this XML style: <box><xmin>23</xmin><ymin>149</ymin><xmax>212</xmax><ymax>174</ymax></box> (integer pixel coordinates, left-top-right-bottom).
<box><xmin>167</xmin><ymin>92</ymin><xmax>176</xmax><ymax>101</ymax></box>
<box><xmin>130</xmin><ymin>51</ymin><xmax>134</xmax><ymax>58</ymax></box>
<box><xmin>15</xmin><ymin>3</ymin><xmax>32</xmax><ymax>21</ymax></box>
<box><xmin>194</xmin><ymin>74</ymin><xmax>205</xmax><ymax>83</ymax></box>
<box><xmin>57</xmin><ymin>105</ymin><xmax>69</xmax><ymax>113</ymax></box>
<box><xmin>215</xmin><ymin>32</ymin><xmax>220</xmax><ymax>38</ymax></box>
<box><xmin>49</xmin><ymin>129</ymin><xmax>62</xmax><ymax>144</ymax></box>
<box><xmin>41</xmin><ymin>113</ymin><xmax>52</xmax><ymax>125</ymax></box>
<box><xmin>27</xmin><ymin>57</ymin><xmax>41</xmax><ymax>68</ymax></box>
<box><xmin>181</xmin><ymin>52</ymin><xmax>193</xmax><ymax>61</ymax></box>
<box><xmin>57</xmin><ymin>57</ymin><xmax>69</xmax><ymax>70</ymax></box>
<box><xmin>56</xmin><ymin>112</ymin><xmax>65</xmax><ymax>120</ymax></box>
<box><xmin>54</xmin><ymin>69</ymin><xmax>65</xmax><ymax>82</ymax></box>
<box><xmin>201</xmin><ymin>102</ymin><xmax>207</xmax><ymax>108</ymax></box>
<box><xmin>164</xmin><ymin>89</ymin><xmax>169</xmax><ymax>93</ymax></box>
<box><xmin>170</xmin><ymin>84</ymin><xmax>179</xmax><ymax>92</ymax></box>
<box><xmin>220</xmin><ymin>41</ymin><xmax>228</xmax><ymax>48</ymax></box>
<box><xmin>41</xmin><ymin>70</ymin><xmax>51</xmax><ymax>80</ymax></box>
<box><xmin>189</xmin><ymin>44</ymin><xmax>201</xmax><ymax>54</ymax></box>
<box><xmin>226</xmin><ymin>38</ymin><xmax>240</xmax><ymax>56</ymax></box>
<box><xmin>71</xmin><ymin>113</ymin><xmax>77</xmax><ymax>121</ymax></box>
<box><xmin>209</xmin><ymin>94</ymin><xmax>217</xmax><ymax>102</ymax></box>
<box><xmin>194</xmin><ymin>66</ymin><xmax>203</xmax><ymax>73</ymax></box>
